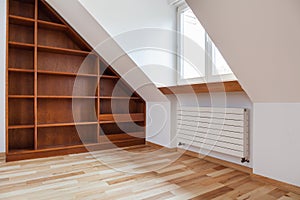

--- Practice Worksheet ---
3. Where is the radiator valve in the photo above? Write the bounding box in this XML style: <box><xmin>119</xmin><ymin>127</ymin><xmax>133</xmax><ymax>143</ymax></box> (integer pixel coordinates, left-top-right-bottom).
<box><xmin>241</xmin><ymin>158</ymin><xmax>250</xmax><ymax>163</ymax></box>
<box><xmin>178</xmin><ymin>142</ymin><xmax>185</xmax><ymax>146</ymax></box>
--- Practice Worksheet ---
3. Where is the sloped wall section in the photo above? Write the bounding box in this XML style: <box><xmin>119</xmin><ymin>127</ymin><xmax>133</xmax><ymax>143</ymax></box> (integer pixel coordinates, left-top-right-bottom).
<box><xmin>78</xmin><ymin>0</ymin><xmax>177</xmax><ymax>87</ymax></box>
<box><xmin>186</xmin><ymin>0</ymin><xmax>300</xmax><ymax>103</ymax></box>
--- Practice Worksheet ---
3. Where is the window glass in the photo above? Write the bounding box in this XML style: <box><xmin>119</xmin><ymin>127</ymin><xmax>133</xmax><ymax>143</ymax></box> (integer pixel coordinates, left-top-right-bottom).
<box><xmin>179</xmin><ymin>7</ymin><xmax>236</xmax><ymax>82</ymax></box>
<box><xmin>181</xmin><ymin>8</ymin><xmax>206</xmax><ymax>79</ymax></box>
<box><xmin>211</xmin><ymin>42</ymin><xmax>233</xmax><ymax>75</ymax></box>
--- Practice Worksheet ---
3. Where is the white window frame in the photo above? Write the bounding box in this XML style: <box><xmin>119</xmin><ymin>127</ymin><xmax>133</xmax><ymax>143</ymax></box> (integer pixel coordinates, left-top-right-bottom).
<box><xmin>177</xmin><ymin>4</ymin><xmax>237</xmax><ymax>85</ymax></box>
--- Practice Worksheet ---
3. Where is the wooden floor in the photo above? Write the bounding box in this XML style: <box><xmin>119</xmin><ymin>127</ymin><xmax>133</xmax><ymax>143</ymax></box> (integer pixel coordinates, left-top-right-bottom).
<box><xmin>0</xmin><ymin>145</ymin><xmax>299</xmax><ymax>200</ymax></box>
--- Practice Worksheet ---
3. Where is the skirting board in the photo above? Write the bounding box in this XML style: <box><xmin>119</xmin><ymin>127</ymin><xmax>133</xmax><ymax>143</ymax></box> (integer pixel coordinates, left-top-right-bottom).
<box><xmin>178</xmin><ymin>148</ymin><xmax>300</xmax><ymax>194</ymax></box>
<box><xmin>145</xmin><ymin>141</ymin><xmax>177</xmax><ymax>152</ymax></box>
<box><xmin>251</xmin><ymin>174</ymin><xmax>300</xmax><ymax>195</ymax></box>
<box><xmin>146</xmin><ymin>141</ymin><xmax>164</xmax><ymax>149</ymax></box>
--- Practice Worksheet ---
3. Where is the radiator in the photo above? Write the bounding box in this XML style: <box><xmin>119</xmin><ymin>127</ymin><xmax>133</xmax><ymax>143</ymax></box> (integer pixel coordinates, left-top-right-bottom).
<box><xmin>177</xmin><ymin>107</ymin><xmax>249</xmax><ymax>162</ymax></box>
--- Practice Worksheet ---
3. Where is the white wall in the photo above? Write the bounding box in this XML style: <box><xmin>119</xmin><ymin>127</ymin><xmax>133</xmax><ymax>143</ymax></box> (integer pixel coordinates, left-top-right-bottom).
<box><xmin>168</xmin><ymin>92</ymin><xmax>253</xmax><ymax>167</ymax></box>
<box><xmin>146</xmin><ymin>102</ymin><xmax>172</xmax><ymax>147</ymax></box>
<box><xmin>253</xmin><ymin>103</ymin><xmax>300</xmax><ymax>186</ymax></box>
<box><xmin>79</xmin><ymin>0</ymin><xmax>177</xmax><ymax>87</ymax></box>
<box><xmin>0</xmin><ymin>0</ymin><xmax>6</xmax><ymax>153</ymax></box>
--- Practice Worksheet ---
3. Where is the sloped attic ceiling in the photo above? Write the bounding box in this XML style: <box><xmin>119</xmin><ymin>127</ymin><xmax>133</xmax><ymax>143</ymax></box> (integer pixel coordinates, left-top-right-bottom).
<box><xmin>45</xmin><ymin>0</ymin><xmax>168</xmax><ymax>102</ymax></box>
<box><xmin>186</xmin><ymin>0</ymin><xmax>300</xmax><ymax>102</ymax></box>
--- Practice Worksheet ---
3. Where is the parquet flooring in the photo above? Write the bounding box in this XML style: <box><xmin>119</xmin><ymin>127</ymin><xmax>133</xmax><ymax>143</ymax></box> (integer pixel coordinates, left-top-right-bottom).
<box><xmin>0</xmin><ymin>145</ymin><xmax>299</xmax><ymax>199</ymax></box>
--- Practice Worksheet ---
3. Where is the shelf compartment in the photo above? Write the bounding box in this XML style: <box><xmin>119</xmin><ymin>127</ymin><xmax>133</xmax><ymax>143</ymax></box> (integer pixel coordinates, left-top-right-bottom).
<box><xmin>9</xmin><ymin>18</ymin><xmax>34</xmax><ymax>44</ymax></box>
<box><xmin>100</xmin><ymin>122</ymin><xmax>144</xmax><ymax>135</ymax></box>
<box><xmin>100</xmin><ymin>78</ymin><xmax>134</xmax><ymax>97</ymax></box>
<box><xmin>8</xmin><ymin>98</ymin><xmax>34</xmax><ymax>126</ymax></box>
<box><xmin>9</xmin><ymin>0</ymin><xmax>35</xmax><ymax>19</ymax></box>
<box><xmin>38</xmin><ymin>51</ymin><xmax>97</xmax><ymax>75</ymax></box>
<box><xmin>38</xmin><ymin>74</ymin><xmax>97</xmax><ymax>96</ymax></box>
<box><xmin>99</xmin><ymin>113</ymin><xmax>144</xmax><ymax>124</ymax></box>
<box><xmin>38</xmin><ymin>27</ymin><xmax>85</xmax><ymax>51</ymax></box>
<box><xmin>38</xmin><ymin>20</ymin><xmax>67</xmax><ymax>31</ymax></box>
<box><xmin>8</xmin><ymin>46</ymin><xmax>34</xmax><ymax>70</ymax></box>
<box><xmin>8</xmin><ymin>71</ymin><xmax>34</xmax><ymax>95</ymax></box>
<box><xmin>8</xmin><ymin>128</ymin><xmax>34</xmax><ymax>152</ymax></box>
<box><xmin>38</xmin><ymin>1</ymin><xmax>90</xmax><ymax>51</ymax></box>
<box><xmin>37</xmin><ymin>125</ymin><xmax>98</xmax><ymax>150</ymax></box>
<box><xmin>38</xmin><ymin>0</ymin><xmax>63</xmax><ymax>24</ymax></box>
<box><xmin>99</xmin><ymin>132</ymin><xmax>145</xmax><ymax>144</ymax></box>
<box><xmin>37</xmin><ymin>98</ymin><xmax>97</xmax><ymax>124</ymax></box>
<box><xmin>100</xmin><ymin>99</ymin><xmax>145</xmax><ymax>114</ymax></box>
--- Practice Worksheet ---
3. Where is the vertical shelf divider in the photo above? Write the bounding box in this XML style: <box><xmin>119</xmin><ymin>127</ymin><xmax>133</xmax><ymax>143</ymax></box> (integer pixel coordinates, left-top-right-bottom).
<box><xmin>34</xmin><ymin>0</ymin><xmax>38</xmax><ymax>150</ymax></box>
<box><xmin>97</xmin><ymin>56</ymin><xmax>100</xmax><ymax>143</ymax></box>
<box><xmin>5</xmin><ymin>0</ymin><xmax>10</xmax><ymax>154</ymax></box>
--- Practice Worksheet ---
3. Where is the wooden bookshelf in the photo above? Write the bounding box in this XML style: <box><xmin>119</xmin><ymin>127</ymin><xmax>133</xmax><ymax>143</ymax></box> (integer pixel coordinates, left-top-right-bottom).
<box><xmin>6</xmin><ymin>0</ymin><xmax>146</xmax><ymax>161</ymax></box>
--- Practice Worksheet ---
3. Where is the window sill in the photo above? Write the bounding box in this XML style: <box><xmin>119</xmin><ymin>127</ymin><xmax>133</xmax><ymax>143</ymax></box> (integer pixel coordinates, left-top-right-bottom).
<box><xmin>158</xmin><ymin>81</ymin><xmax>243</xmax><ymax>95</ymax></box>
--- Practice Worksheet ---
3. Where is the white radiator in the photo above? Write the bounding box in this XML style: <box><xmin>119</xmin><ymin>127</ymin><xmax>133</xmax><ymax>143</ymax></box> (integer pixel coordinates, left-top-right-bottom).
<box><xmin>177</xmin><ymin>107</ymin><xmax>249</xmax><ymax>162</ymax></box>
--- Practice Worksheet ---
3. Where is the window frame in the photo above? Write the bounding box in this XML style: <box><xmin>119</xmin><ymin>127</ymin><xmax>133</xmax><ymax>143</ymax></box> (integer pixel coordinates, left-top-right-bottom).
<box><xmin>177</xmin><ymin>5</ymin><xmax>237</xmax><ymax>85</ymax></box>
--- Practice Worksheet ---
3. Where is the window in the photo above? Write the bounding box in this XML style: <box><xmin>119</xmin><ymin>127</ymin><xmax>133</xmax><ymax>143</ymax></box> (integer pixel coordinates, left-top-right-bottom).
<box><xmin>178</xmin><ymin>5</ymin><xmax>236</xmax><ymax>84</ymax></box>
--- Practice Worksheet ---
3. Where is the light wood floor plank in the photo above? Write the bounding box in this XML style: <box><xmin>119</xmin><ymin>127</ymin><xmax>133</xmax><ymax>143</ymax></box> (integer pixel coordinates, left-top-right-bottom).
<box><xmin>0</xmin><ymin>145</ymin><xmax>299</xmax><ymax>199</ymax></box>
